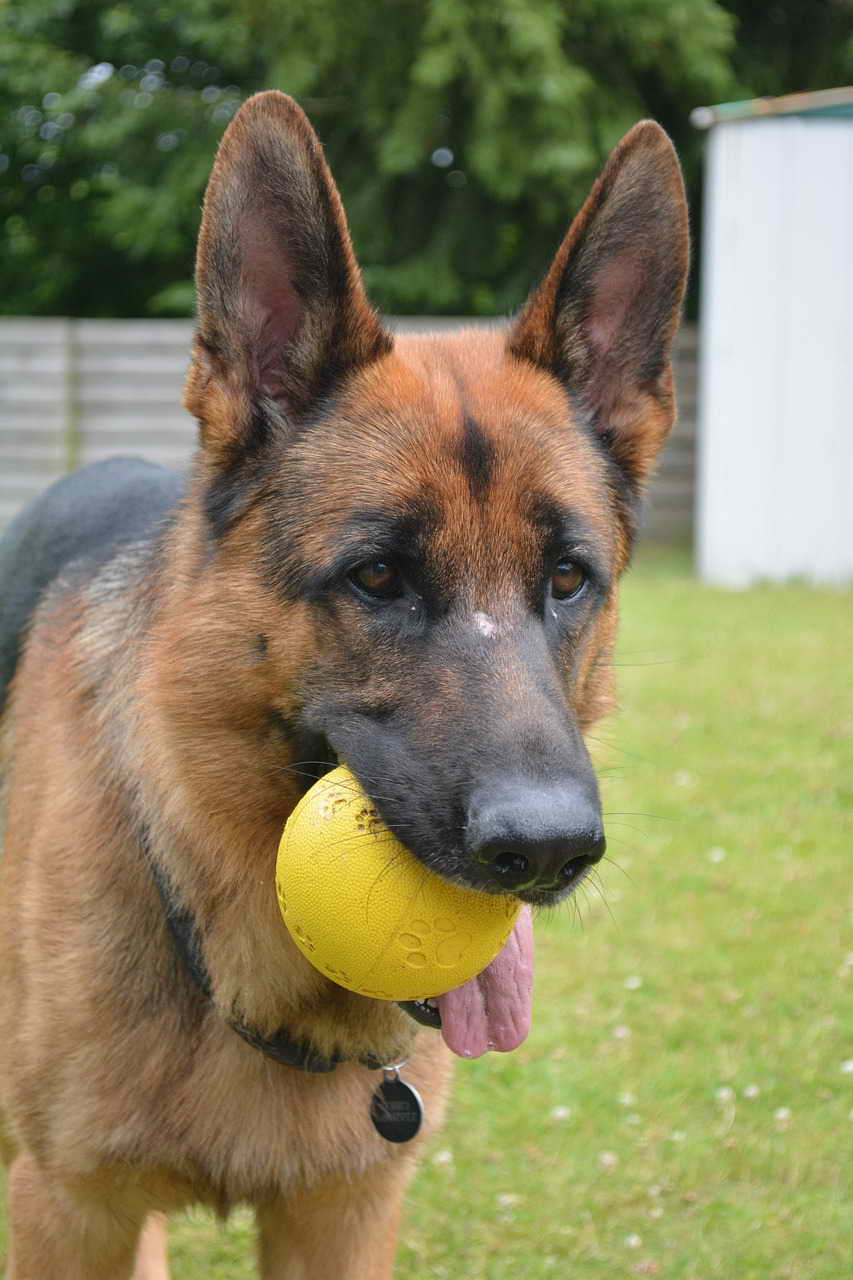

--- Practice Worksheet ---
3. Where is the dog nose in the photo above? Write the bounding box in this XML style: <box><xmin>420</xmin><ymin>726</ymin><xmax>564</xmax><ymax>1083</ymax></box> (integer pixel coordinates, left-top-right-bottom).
<box><xmin>466</xmin><ymin>779</ymin><xmax>606</xmax><ymax>893</ymax></box>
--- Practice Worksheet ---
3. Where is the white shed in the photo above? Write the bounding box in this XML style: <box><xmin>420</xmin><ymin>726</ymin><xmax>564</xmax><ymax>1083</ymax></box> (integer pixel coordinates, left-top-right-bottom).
<box><xmin>693</xmin><ymin>87</ymin><xmax>853</xmax><ymax>586</ymax></box>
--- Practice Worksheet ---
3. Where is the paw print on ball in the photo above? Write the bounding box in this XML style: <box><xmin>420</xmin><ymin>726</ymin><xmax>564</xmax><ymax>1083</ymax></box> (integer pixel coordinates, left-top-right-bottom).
<box><xmin>354</xmin><ymin>804</ymin><xmax>381</xmax><ymax>836</ymax></box>
<box><xmin>318</xmin><ymin>788</ymin><xmax>350</xmax><ymax>821</ymax></box>
<box><xmin>397</xmin><ymin>917</ymin><xmax>472</xmax><ymax>970</ymax></box>
<box><xmin>291</xmin><ymin>921</ymin><xmax>315</xmax><ymax>953</ymax></box>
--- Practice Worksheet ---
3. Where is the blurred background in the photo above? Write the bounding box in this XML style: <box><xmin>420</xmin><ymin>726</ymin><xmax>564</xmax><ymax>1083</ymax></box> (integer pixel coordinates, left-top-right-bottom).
<box><xmin>1</xmin><ymin>4</ymin><xmax>851</xmax><ymax>1277</ymax></box>
<box><xmin>2</xmin><ymin>0</ymin><xmax>853</xmax><ymax>572</ymax></box>
<box><xmin>2</xmin><ymin>0</ymin><xmax>853</xmax><ymax>570</ymax></box>
<box><xmin>3</xmin><ymin>0</ymin><xmax>853</xmax><ymax>318</ymax></box>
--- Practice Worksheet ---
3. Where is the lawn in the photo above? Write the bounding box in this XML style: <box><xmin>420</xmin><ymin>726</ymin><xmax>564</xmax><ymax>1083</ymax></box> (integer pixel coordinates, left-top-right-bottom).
<box><xmin>393</xmin><ymin>547</ymin><xmax>852</xmax><ymax>1280</ymax></box>
<box><xmin>8</xmin><ymin>546</ymin><xmax>853</xmax><ymax>1276</ymax></box>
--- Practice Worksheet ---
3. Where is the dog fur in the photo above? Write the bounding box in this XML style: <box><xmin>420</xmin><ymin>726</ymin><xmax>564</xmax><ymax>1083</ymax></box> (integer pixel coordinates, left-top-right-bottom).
<box><xmin>0</xmin><ymin>91</ymin><xmax>688</xmax><ymax>1277</ymax></box>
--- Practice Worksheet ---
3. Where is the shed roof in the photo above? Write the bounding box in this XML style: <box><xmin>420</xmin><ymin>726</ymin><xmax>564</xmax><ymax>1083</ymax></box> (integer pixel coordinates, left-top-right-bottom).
<box><xmin>691</xmin><ymin>86</ymin><xmax>853</xmax><ymax>129</ymax></box>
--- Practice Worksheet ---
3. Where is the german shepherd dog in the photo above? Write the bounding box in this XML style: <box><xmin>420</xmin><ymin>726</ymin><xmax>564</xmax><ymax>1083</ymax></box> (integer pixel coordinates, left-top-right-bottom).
<box><xmin>0</xmin><ymin>92</ymin><xmax>687</xmax><ymax>1277</ymax></box>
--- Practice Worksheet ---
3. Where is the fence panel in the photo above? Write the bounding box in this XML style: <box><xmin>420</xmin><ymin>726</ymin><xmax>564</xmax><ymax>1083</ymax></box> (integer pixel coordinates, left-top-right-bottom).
<box><xmin>0</xmin><ymin>317</ymin><xmax>697</xmax><ymax>540</ymax></box>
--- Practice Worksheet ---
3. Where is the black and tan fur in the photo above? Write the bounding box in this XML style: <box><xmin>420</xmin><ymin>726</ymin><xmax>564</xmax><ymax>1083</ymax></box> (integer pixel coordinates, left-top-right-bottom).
<box><xmin>0</xmin><ymin>92</ymin><xmax>688</xmax><ymax>1277</ymax></box>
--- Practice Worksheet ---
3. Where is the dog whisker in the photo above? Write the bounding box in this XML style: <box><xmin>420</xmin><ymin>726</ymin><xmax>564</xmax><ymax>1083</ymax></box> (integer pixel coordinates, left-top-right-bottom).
<box><xmin>604</xmin><ymin>810</ymin><xmax>672</xmax><ymax>821</ymax></box>
<box><xmin>585</xmin><ymin>734</ymin><xmax>653</xmax><ymax>765</ymax></box>
<box><xmin>600</xmin><ymin>855</ymin><xmax>635</xmax><ymax>884</ymax></box>
<box><xmin>276</xmin><ymin>764</ymin><xmax>402</xmax><ymax>807</ymax></box>
<box><xmin>604</xmin><ymin>821</ymin><xmax>654</xmax><ymax>839</ymax></box>
<box><xmin>586</xmin><ymin>870</ymin><xmax>616</xmax><ymax>924</ymax></box>
<box><xmin>365</xmin><ymin>851</ymin><xmax>412</xmax><ymax>917</ymax></box>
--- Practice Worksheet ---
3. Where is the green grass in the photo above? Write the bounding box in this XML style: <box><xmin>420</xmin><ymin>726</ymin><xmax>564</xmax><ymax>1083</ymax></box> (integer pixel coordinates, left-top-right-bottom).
<box><xmin>10</xmin><ymin>548</ymin><xmax>853</xmax><ymax>1276</ymax></box>
<box><xmin>393</xmin><ymin>548</ymin><xmax>853</xmax><ymax>1280</ymax></box>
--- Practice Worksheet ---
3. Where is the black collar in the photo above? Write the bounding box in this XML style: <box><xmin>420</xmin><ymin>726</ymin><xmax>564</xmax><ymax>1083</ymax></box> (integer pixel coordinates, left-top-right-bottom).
<box><xmin>141</xmin><ymin>829</ymin><xmax>366</xmax><ymax>1074</ymax></box>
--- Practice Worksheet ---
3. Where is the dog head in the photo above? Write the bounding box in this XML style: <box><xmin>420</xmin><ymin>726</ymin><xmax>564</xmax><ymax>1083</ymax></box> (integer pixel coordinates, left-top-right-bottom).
<box><xmin>184</xmin><ymin>91</ymin><xmax>688</xmax><ymax>908</ymax></box>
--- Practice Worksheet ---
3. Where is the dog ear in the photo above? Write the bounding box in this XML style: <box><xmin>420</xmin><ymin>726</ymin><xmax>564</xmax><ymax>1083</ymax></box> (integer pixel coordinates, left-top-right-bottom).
<box><xmin>185</xmin><ymin>91</ymin><xmax>391</xmax><ymax>457</ymax></box>
<box><xmin>508</xmin><ymin>121</ymin><xmax>689</xmax><ymax>488</ymax></box>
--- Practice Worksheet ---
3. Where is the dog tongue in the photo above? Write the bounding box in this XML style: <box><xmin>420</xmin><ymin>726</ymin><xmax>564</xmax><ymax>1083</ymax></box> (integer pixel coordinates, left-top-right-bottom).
<box><xmin>436</xmin><ymin>905</ymin><xmax>534</xmax><ymax>1058</ymax></box>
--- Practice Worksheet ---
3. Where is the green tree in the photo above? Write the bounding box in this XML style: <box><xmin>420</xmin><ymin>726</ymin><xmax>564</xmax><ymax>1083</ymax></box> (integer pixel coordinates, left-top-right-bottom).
<box><xmin>721</xmin><ymin>0</ymin><xmax>853</xmax><ymax>100</ymax></box>
<box><xmin>1</xmin><ymin>0</ymin><xmax>742</xmax><ymax>316</ymax></box>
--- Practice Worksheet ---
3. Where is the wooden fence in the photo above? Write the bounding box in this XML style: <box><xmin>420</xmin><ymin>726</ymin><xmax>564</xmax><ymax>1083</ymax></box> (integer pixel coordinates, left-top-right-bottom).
<box><xmin>0</xmin><ymin>318</ymin><xmax>697</xmax><ymax>540</ymax></box>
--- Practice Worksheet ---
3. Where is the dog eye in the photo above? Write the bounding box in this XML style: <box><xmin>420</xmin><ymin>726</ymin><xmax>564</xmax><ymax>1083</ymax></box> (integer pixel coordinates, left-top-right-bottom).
<box><xmin>350</xmin><ymin>560</ymin><xmax>404</xmax><ymax>601</ymax></box>
<box><xmin>551</xmin><ymin>558</ymin><xmax>587</xmax><ymax>601</ymax></box>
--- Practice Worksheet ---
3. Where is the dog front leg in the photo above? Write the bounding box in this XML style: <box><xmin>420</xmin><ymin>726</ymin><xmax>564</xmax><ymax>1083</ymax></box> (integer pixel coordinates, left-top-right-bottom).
<box><xmin>6</xmin><ymin>1152</ymin><xmax>154</xmax><ymax>1280</ymax></box>
<box><xmin>256</xmin><ymin>1161</ymin><xmax>414</xmax><ymax>1280</ymax></box>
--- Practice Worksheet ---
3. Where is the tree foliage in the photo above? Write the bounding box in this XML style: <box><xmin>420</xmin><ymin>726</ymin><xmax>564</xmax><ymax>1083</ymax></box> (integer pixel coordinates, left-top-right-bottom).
<box><xmin>1</xmin><ymin>1</ymin><xmax>849</xmax><ymax>317</ymax></box>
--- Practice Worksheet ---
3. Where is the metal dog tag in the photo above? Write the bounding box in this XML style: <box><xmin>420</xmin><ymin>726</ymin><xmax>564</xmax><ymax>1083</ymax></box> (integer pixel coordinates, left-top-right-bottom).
<box><xmin>370</xmin><ymin>1063</ymin><xmax>423</xmax><ymax>1144</ymax></box>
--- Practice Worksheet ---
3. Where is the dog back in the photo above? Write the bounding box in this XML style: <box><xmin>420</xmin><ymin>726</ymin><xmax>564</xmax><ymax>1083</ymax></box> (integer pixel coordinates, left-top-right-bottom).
<box><xmin>0</xmin><ymin>456</ymin><xmax>184</xmax><ymax>710</ymax></box>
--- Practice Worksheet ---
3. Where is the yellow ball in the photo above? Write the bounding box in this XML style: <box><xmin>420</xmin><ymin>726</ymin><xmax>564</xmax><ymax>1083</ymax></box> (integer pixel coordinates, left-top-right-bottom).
<box><xmin>276</xmin><ymin>766</ymin><xmax>521</xmax><ymax>1001</ymax></box>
